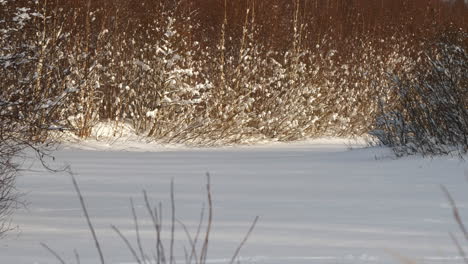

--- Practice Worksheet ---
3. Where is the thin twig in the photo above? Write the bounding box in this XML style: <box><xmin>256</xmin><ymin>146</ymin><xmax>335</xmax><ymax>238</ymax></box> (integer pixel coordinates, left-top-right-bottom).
<box><xmin>40</xmin><ymin>243</ymin><xmax>66</xmax><ymax>264</ymax></box>
<box><xmin>190</xmin><ymin>204</ymin><xmax>205</xmax><ymax>264</ymax></box>
<box><xmin>158</xmin><ymin>202</ymin><xmax>167</xmax><ymax>264</ymax></box>
<box><xmin>111</xmin><ymin>225</ymin><xmax>142</xmax><ymax>264</ymax></box>
<box><xmin>199</xmin><ymin>173</ymin><xmax>212</xmax><ymax>264</ymax></box>
<box><xmin>441</xmin><ymin>185</ymin><xmax>468</xmax><ymax>241</ymax></box>
<box><xmin>131</xmin><ymin>198</ymin><xmax>147</xmax><ymax>263</ymax></box>
<box><xmin>177</xmin><ymin>219</ymin><xmax>196</xmax><ymax>264</ymax></box>
<box><xmin>450</xmin><ymin>233</ymin><xmax>468</xmax><ymax>264</ymax></box>
<box><xmin>170</xmin><ymin>180</ymin><xmax>176</xmax><ymax>264</ymax></box>
<box><xmin>143</xmin><ymin>190</ymin><xmax>165</xmax><ymax>264</ymax></box>
<box><xmin>74</xmin><ymin>249</ymin><xmax>81</xmax><ymax>264</ymax></box>
<box><xmin>71</xmin><ymin>176</ymin><xmax>105</xmax><ymax>264</ymax></box>
<box><xmin>183</xmin><ymin>246</ymin><xmax>189</xmax><ymax>264</ymax></box>
<box><xmin>229</xmin><ymin>216</ymin><xmax>259</xmax><ymax>264</ymax></box>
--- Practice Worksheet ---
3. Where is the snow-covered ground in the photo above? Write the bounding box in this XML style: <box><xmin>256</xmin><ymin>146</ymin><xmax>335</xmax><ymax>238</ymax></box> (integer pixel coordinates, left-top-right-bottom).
<box><xmin>2</xmin><ymin>139</ymin><xmax>468</xmax><ymax>264</ymax></box>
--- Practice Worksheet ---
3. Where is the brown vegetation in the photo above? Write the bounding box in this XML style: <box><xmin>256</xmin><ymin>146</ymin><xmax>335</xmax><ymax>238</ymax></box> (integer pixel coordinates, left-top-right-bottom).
<box><xmin>1</xmin><ymin>0</ymin><xmax>467</xmax><ymax>147</ymax></box>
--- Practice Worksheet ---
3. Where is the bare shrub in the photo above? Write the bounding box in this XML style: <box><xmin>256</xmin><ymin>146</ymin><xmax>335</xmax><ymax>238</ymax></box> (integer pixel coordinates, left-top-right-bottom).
<box><xmin>0</xmin><ymin>157</ymin><xmax>16</xmax><ymax>237</ymax></box>
<box><xmin>0</xmin><ymin>0</ymin><xmax>76</xmax><ymax>235</ymax></box>
<box><xmin>42</xmin><ymin>175</ymin><xmax>259</xmax><ymax>264</ymax></box>
<box><xmin>2</xmin><ymin>0</ymin><xmax>467</xmax><ymax>149</ymax></box>
<box><xmin>372</xmin><ymin>29</ymin><xmax>468</xmax><ymax>156</ymax></box>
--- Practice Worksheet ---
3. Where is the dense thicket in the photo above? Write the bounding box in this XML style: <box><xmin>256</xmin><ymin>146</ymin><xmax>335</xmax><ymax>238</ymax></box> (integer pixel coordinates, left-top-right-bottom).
<box><xmin>1</xmin><ymin>0</ymin><xmax>467</xmax><ymax>153</ymax></box>
<box><xmin>372</xmin><ymin>31</ymin><xmax>468</xmax><ymax>156</ymax></box>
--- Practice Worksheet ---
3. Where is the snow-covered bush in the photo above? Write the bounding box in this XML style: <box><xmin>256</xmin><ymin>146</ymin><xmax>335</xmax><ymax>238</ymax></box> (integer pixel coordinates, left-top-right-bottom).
<box><xmin>70</xmin><ymin>3</ymin><xmax>213</xmax><ymax>142</ymax></box>
<box><xmin>1</xmin><ymin>0</ymin><xmax>79</xmax><ymax>136</ymax></box>
<box><xmin>137</xmin><ymin>15</ymin><xmax>212</xmax><ymax>140</ymax></box>
<box><xmin>372</xmin><ymin>29</ymin><xmax>468</xmax><ymax>156</ymax></box>
<box><xmin>316</xmin><ymin>35</ymin><xmax>418</xmax><ymax>136</ymax></box>
<box><xmin>59</xmin><ymin>8</ymin><xmax>109</xmax><ymax>138</ymax></box>
<box><xmin>2</xmin><ymin>0</ymin><xmax>466</xmax><ymax>149</ymax></box>
<box><xmin>75</xmin><ymin>0</ymin><xmax>462</xmax><ymax>147</ymax></box>
<box><xmin>0</xmin><ymin>139</ymin><xmax>17</xmax><ymax>237</ymax></box>
<box><xmin>0</xmin><ymin>0</ymin><xmax>78</xmax><ymax>234</ymax></box>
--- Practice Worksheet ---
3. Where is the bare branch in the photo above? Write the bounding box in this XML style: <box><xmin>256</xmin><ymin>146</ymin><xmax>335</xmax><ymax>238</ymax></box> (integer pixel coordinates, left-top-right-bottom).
<box><xmin>71</xmin><ymin>176</ymin><xmax>105</xmax><ymax>264</ymax></box>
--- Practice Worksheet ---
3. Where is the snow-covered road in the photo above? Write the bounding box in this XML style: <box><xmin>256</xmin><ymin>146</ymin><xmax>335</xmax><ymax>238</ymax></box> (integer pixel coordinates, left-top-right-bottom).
<box><xmin>3</xmin><ymin>140</ymin><xmax>468</xmax><ymax>264</ymax></box>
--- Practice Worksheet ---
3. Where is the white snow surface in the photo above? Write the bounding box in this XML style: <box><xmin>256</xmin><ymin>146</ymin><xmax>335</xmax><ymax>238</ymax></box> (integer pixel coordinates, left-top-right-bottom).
<box><xmin>2</xmin><ymin>138</ymin><xmax>468</xmax><ymax>264</ymax></box>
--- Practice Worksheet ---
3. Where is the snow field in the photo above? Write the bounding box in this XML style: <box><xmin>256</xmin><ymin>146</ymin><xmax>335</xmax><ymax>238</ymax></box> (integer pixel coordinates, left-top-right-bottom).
<box><xmin>2</xmin><ymin>140</ymin><xmax>467</xmax><ymax>264</ymax></box>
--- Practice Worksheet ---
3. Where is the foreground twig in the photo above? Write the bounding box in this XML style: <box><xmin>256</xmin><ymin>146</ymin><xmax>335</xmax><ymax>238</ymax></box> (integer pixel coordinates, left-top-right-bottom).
<box><xmin>40</xmin><ymin>242</ymin><xmax>66</xmax><ymax>264</ymax></box>
<box><xmin>229</xmin><ymin>216</ymin><xmax>259</xmax><ymax>264</ymax></box>
<box><xmin>449</xmin><ymin>233</ymin><xmax>468</xmax><ymax>264</ymax></box>
<box><xmin>441</xmin><ymin>185</ymin><xmax>468</xmax><ymax>241</ymax></box>
<box><xmin>143</xmin><ymin>190</ymin><xmax>165</xmax><ymax>264</ymax></box>
<box><xmin>170</xmin><ymin>180</ymin><xmax>176</xmax><ymax>264</ymax></box>
<box><xmin>42</xmin><ymin>174</ymin><xmax>258</xmax><ymax>264</ymax></box>
<box><xmin>199</xmin><ymin>173</ymin><xmax>212</xmax><ymax>264</ymax></box>
<box><xmin>111</xmin><ymin>225</ymin><xmax>142</xmax><ymax>264</ymax></box>
<box><xmin>72</xmin><ymin>176</ymin><xmax>105</xmax><ymax>264</ymax></box>
<box><xmin>441</xmin><ymin>185</ymin><xmax>468</xmax><ymax>264</ymax></box>
<box><xmin>131</xmin><ymin>198</ymin><xmax>148</xmax><ymax>263</ymax></box>
<box><xmin>74</xmin><ymin>249</ymin><xmax>81</xmax><ymax>264</ymax></box>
